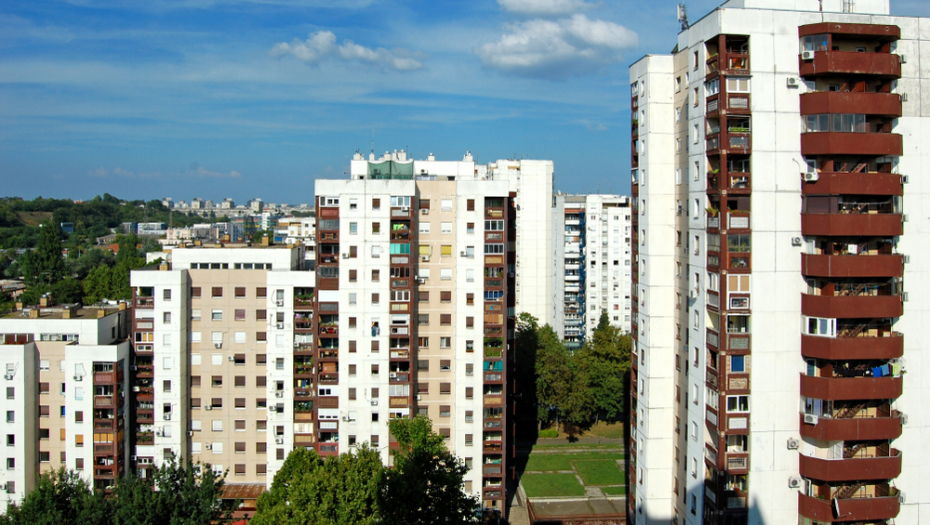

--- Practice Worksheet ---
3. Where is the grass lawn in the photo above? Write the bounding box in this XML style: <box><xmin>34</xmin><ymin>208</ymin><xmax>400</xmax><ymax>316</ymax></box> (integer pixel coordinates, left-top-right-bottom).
<box><xmin>521</xmin><ymin>473</ymin><xmax>586</xmax><ymax>498</ymax></box>
<box><xmin>573</xmin><ymin>460</ymin><xmax>624</xmax><ymax>486</ymax></box>
<box><xmin>601</xmin><ymin>485</ymin><xmax>628</xmax><ymax>496</ymax></box>
<box><xmin>525</xmin><ymin>454</ymin><xmax>573</xmax><ymax>471</ymax></box>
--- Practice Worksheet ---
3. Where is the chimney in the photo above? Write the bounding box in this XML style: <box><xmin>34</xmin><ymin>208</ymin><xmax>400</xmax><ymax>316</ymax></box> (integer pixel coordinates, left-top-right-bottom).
<box><xmin>29</xmin><ymin>309</ymin><xmax>39</xmax><ymax>319</ymax></box>
<box><xmin>118</xmin><ymin>301</ymin><xmax>127</xmax><ymax>311</ymax></box>
<box><xmin>40</xmin><ymin>294</ymin><xmax>51</xmax><ymax>308</ymax></box>
<box><xmin>97</xmin><ymin>309</ymin><xmax>106</xmax><ymax>319</ymax></box>
<box><xmin>261</xmin><ymin>236</ymin><xmax>271</xmax><ymax>247</ymax></box>
<box><xmin>62</xmin><ymin>306</ymin><xmax>71</xmax><ymax>319</ymax></box>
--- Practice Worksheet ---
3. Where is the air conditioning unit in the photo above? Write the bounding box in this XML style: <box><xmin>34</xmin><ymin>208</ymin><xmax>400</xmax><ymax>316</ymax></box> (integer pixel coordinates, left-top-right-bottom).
<box><xmin>421</xmin><ymin>209</ymin><xmax>429</xmax><ymax>215</ymax></box>
<box><xmin>228</xmin><ymin>355</ymin><xmax>235</xmax><ymax>362</ymax></box>
<box><xmin>902</xmin><ymin>292</ymin><xmax>909</xmax><ymax>302</ymax></box>
<box><xmin>276</xmin><ymin>300</ymin><xmax>285</xmax><ymax>307</ymax></box>
<box><xmin>293</xmin><ymin>342</ymin><xmax>300</xmax><ymax>347</ymax></box>
<box><xmin>187</xmin><ymin>431</ymin><xmax>194</xmax><ymax>437</ymax></box>
<box><xmin>803</xmin><ymin>414</ymin><xmax>819</xmax><ymax>425</ymax></box>
<box><xmin>415</xmin><ymin>277</ymin><xmax>426</xmax><ymax>284</ymax></box>
<box><xmin>73</xmin><ymin>375</ymin><xmax>83</xmax><ymax>381</ymax></box>
<box><xmin>900</xmin><ymin>413</ymin><xmax>908</xmax><ymax>425</ymax></box>
<box><xmin>791</xmin><ymin>237</ymin><xmax>803</xmax><ymax>247</ymax></box>
<box><xmin>901</xmin><ymin>175</ymin><xmax>909</xmax><ymax>184</ymax></box>
<box><xmin>3</xmin><ymin>374</ymin><xmax>12</xmax><ymax>381</ymax></box>
<box><xmin>204</xmin><ymin>405</ymin><xmax>212</xmax><ymax>411</ymax></box>
<box><xmin>899</xmin><ymin>54</ymin><xmax>907</xmax><ymax>64</ymax></box>
<box><xmin>786</xmin><ymin>77</ymin><xmax>800</xmax><ymax>87</ymax></box>
<box><xmin>788</xmin><ymin>477</ymin><xmax>802</xmax><ymax>489</ymax></box>
<box><xmin>801</xmin><ymin>50</ymin><xmax>815</xmax><ymax>60</ymax></box>
<box><xmin>401</xmin><ymin>206</ymin><xmax>409</xmax><ymax>212</ymax></box>
<box><xmin>341</xmin><ymin>415</ymin><xmax>349</xmax><ymax>421</ymax></box>
<box><xmin>902</xmin><ymin>214</ymin><xmax>909</xmax><ymax>223</ymax></box>
<box><xmin>787</xmin><ymin>437</ymin><xmax>800</xmax><ymax>450</ymax></box>
<box><xmin>416</xmin><ymin>395</ymin><xmax>422</xmax><ymax>401</ymax></box>
<box><xmin>275</xmin><ymin>391</ymin><xmax>284</xmax><ymax>398</ymax></box>
<box><xmin>898</xmin><ymin>491</ymin><xmax>907</xmax><ymax>504</ymax></box>
<box><xmin>205</xmin><ymin>444</ymin><xmax>212</xmax><ymax>450</ymax></box>
<box><xmin>275</xmin><ymin>323</ymin><xmax>284</xmax><ymax>329</ymax></box>
<box><xmin>164</xmin><ymin>413</ymin><xmax>172</xmax><ymax>421</ymax></box>
<box><xmin>421</xmin><ymin>255</ymin><xmax>429</xmax><ymax>262</ymax></box>
<box><xmin>267</xmin><ymin>405</ymin><xmax>276</xmax><ymax>411</ymax></box>
<box><xmin>460</xmin><ymin>251</ymin><xmax>466</xmax><ymax>257</ymax></box>
<box><xmin>155</xmin><ymin>430</ymin><xmax>164</xmax><ymax>437</ymax></box>
<box><xmin>133</xmin><ymin>386</ymin><xmax>140</xmax><ymax>392</ymax></box>
<box><xmin>131</xmin><ymin>455</ymin><xmax>137</xmax><ymax>461</ymax></box>
<box><xmin>389</xmin><ymin>372</ymin><xmax>398</xmax><ymax>379</ymax></box>
<box><xmin>803</xmin><ymin>172</ymin><xmax>819</xmax><ymax>182</ymax></box>
<box><xmin>342</xmin><ymin>253</ymin><xmax>350</xmax><ymax>259</ymax></box>
<box><xmin>370</xmin><ymin>400</ymin><xmax>378</xmax><ymax>406</ymax></box>
<box><xmin>214</xmin><ymin>343</ymin><xmax>222</xmax><ymax>349</ymax></box>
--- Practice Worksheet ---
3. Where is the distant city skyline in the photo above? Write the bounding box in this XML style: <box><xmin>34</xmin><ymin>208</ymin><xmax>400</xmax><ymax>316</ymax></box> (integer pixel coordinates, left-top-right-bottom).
<box><xmin>2</xmin><ymin>0</ymin><xmax>928</xmax><ymax>204</ymax></box>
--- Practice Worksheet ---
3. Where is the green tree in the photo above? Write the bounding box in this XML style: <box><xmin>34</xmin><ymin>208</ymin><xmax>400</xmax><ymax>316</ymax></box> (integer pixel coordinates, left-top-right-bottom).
<box><xmin>109</xmin><ymin>458</ymin><xmax>231</xmax><ymax>525</ymax></box>
<box><xmin>382</xmin><ymin>416</ymin><xmax>479</xmax><ymax>525</ymax></box>
<box><xmin>21</xmin><ymin>219</ymin><xmax>66</xmax><ymax>289</ymax></box>
<box><xmin>0</xmin><ymin>467</ymin><xmax>110</xmax><ymax>525</ymax></box>
<box><xmin>574</xmin><ymin>311</ymin><xmax>631</xmax><ymax>422</ymax></box>
<box><xmin>535</xmin><ymin>325</ymin><xmax>572</xmax><ymax>427</ymax></box>
<box><xmin>251</xmin><ymin>447</ymin><xmax>382</xmax><ymax>525</ymax></box>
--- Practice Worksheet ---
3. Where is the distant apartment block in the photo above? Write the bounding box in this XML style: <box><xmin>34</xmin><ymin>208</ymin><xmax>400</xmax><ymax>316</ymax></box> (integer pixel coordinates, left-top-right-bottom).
<box><xmin>552</xmin><ymin>194</ymin><xmax>633</xmax><ymax>349</ymax></box>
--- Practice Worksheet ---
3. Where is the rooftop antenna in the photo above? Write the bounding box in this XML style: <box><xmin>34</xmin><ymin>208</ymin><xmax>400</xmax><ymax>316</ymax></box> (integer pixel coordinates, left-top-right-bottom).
<box><xmin>677</xmin><ymin>3</ymin><xmax>690</xmax><ymax>30</ymax></box>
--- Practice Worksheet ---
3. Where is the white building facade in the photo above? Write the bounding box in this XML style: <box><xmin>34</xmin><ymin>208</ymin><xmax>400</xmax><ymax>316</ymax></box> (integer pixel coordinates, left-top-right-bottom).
<box><xmin>630</xmin><ymin>1</ymin><xmax>929</xmax><ymax>525</ymax></box>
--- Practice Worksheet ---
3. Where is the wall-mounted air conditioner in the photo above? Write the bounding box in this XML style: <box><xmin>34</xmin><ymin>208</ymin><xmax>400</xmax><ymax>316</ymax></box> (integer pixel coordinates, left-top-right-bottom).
<box><xmin>801</xmin><ymin>50</ymin><xmax>815</xmax><ymax>60</ymax></box>
<box><xmin>787</xmin><ymin>438</ymin><xmax>800</xmax><ymax>450</ymax></box>
<box><xmin>788</xmin><ymin>477</ymin><xmax>802</xmax><ymax>489</ymax></box>
<box><xmin>803</xmin><ymin>172</ymin><xmax>819</xmax><ymax>182</ymax></box>
<box><xmin>803</xmin><ymin>414</ymin><xmax>819</xmax><ymax>425</ymax></box>
<box><xmin>214</xmin><ymin>343</ymin><xmax>222</xmax><ymax>349</ymax></box>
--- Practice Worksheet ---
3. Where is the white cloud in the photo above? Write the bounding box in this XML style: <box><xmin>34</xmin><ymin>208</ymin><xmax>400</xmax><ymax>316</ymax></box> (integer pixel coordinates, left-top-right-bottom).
<box><xmin>476</xmin><ymin>14</ymin><xmax>637</xmax><ymax>79</ymax></box>
<box><xmin>497</xmin><ymin>0</ymin><xmax>594</xmax><ymax>15</ymax></box>
<box><xmin>270</xmin><ymin>31</ymin><xmax>423</xmax><ymax>71</ymax></box>
<box><xmin>191</xmin><ymin>166</ymin><xmax>241</xmax><ymax>178</ymax></box>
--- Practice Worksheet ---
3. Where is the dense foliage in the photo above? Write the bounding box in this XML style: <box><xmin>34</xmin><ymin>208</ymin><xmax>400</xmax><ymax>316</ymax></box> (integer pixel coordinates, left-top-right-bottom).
<box><xmin>0</xmin><ymin>459</ymin><xmax>231</xmax><ymax>525</ymax></box>
<box><xmin>518</xmin><ymin>311</ymin><xmax>632</xmax><ymax>430</ymax></box>
<box><xmin>252</xmin><ymin>416</ymin><xmax>479</xmax><ymax>525</ymax></box>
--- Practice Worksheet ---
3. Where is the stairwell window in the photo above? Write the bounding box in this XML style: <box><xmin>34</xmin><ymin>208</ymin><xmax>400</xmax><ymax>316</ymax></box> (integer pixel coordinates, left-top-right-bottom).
<box><xmin>726</xmin><ymin>395</ymin><xmax>750</xmax><ymax>413</ymax></box>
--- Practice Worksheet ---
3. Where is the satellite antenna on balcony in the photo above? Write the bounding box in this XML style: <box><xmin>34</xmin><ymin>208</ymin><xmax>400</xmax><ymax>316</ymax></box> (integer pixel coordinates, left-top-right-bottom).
<box><xmin>677</xmin><ymin>4</ymin><xmax>689</xmax><ymax>30</ymax></box>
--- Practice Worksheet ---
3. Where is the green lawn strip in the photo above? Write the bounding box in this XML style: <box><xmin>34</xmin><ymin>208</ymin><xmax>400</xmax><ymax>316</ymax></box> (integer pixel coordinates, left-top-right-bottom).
<box><xmin>601</xmin><ymin>485</ymin><xmax>628</xmax><ymax>496</ymax></box>
<box><xmin>572</xmin><ymin>460</ymin><xmax>625</xmax><ymax>486</ymax></box>
<box><xmin>521</xmin><ymin>473</ymin><xmax>586</xmax><ymax>498</ymax></box>
<box><xmin>524</xmin><ymin>452</ymin><xmax>625</xmax><ymax>473</ymax></box>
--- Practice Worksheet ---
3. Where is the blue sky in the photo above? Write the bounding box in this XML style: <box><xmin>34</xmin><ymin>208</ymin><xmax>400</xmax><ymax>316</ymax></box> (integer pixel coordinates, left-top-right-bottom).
<box><xmin>1</xmin><ymin>0</ymin><xmax>928</xmax><ymax>204</ymax></box>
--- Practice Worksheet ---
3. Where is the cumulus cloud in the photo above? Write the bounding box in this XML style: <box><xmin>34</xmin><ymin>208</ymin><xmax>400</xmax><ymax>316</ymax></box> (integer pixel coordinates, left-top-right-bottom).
<box><xmin>497</xmin><ymin>0</ymin><xmax>594</xmax><ymax>15</ymax></box>
<box><xmin>270</xmin><ymin>31</ymin><xmax>423</xmax><ymax>71</ymax></box>
<box><xmin>89</xmin><ymin>167</ymin><xmax>162</xmax><ymax>178</ymax></box>
<box><xmin>476</xmin><ymin>14</ymin><xmax>637</xmax><ymax>79</ymax></box>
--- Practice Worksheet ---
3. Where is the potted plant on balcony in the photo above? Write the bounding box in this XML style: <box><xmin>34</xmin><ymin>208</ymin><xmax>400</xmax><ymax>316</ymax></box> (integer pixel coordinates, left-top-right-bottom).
<box><xmin>705</xmin><ymin>206</ymin><xmax>720</xmax><ymax>217</ymax></box>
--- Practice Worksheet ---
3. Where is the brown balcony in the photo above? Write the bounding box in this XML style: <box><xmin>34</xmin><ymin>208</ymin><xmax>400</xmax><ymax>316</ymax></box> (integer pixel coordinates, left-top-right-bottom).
<box><xmin>135</xmin><ymin>297</ymin><xmax>154</xmax><ymax>309</ymax></box>
<box><xmin>802</xmin><ymin>171</ymin><xmax>903</xmax><ymax>196</ymax></box>
<box><xmin>800</xmin><ymin>374</ymin><xmax>902</xmax><ymax>401</ymax></box>
<box><xmin>94</xmin><ymin>395</ymin><xmax>115</xmax><ymax>408</ymax></box>
<box><xmin>801</xmin><ymin>293</ymin><xmax>903</xmax><ymax>319</ymax></box>
<box><xmin>800</xmin><ymin>449</ymin><xmax>901</xmax><ymax>482</ymax></box>
<box><xmin>318</xmin><ymin>326</ymin><xmax>337</xmax><ymax>336</ymax></box>
<box><xmin>799</xmin><ymin>51</ymin><xmax>902</xmax><ymax>78</ymax></box>
<box><xmin>389</xmin><ymin>396</ymin><xmax>408</xmax><ymax>407</ymax></box>
<box><xmin>94</xmin><ymin>419</ymin><xmax>117</xmax><ymax>432</ymax></box>
<box><xmin>800</xmin><ymin>92</ymin><xmax>902</xmax><ymax>117</ymax></box>
<box><xmin>802</xmin><ymin>213</ymin><xmax>903</xmax><ymax>237</ymax></box>
<box><xmin>483</xmin><ymin>440</ymin><xmax>503</xmax><ymax>454</ymax></box>
<box><xmin>726</xmin><ymin>453</ymin><xmax>749</xmax><ymax>474</ymax></box>
<box><xmin>801</xmin><ymin>333</ymin><xmax>902</xmax><ymax>361</ymax></box>
<box><xmin>798</xmin><ymin>492</ymin><xmax>899</xmax><ymax>523</ymax></box>
<box><xmin>483</xmin><ymin>395</ymin><xmax>503</xmax><ymax>406</ymax></box>
<box><xmin>799</xmin><ymin>411</ymin><xmax>902</xmax><ymax>441</ymax></box>
<box><xmin>801</xmin><ymin>132</ymin><xmax>902</xmax><ymax>156</ymax></box>
<box><xmin>317</xmin><ymin>396</ymin><xmax>338</xmax><ymax>408</ymax></box>
<box><xmin>802</xmin><ymin>254</ymin><xmax>903</xmax><ymax>278</ymax></box>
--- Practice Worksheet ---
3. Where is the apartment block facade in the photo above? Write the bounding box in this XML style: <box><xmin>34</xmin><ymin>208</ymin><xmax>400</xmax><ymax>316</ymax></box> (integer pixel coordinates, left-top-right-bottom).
<box><xmin>0</xmin><ymin>303</ymin><xmax>132</xmax><ymax>512</ymax></box>
<box><xmin>630</xmin><ymin>1</ymin><xmax>929</xmax><ymax>524</ymax></box>
<box><xmin>552</xmin><ymin>194</ymin><xmax>634</xmax><ymax>349</ymax></box>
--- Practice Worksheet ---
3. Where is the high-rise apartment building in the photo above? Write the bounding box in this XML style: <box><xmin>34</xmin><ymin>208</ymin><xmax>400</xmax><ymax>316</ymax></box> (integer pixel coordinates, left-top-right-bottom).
<box><xmin>0</xmin><ymin>301</ymin><xmax>132</xmax><ymax>512</ymax></box>
<box><xmin>312</xmin><ymin>149</ymin><xmax>517</xmax><ymax>512</ymax></box>
<box><xmin>629</xmin><ymin>1</ymin><xmax>927</xmax><ymax>524</ymax></box>
<box><xmin>552</xmin><ymin>194</ymin><xmax>634</xmax><ymax>349</ymax></box>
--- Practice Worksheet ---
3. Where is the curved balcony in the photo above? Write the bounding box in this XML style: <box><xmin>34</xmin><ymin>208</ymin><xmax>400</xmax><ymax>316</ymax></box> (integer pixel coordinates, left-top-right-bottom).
<box><xmin>801</xmin><ymin>213</ymin><xmax>902</xmax><ymax>237</ymax></box>
<box><xmin>802</xmin><ymin>254</ymin><xmax>903</xmax><ymax>278</ymax></box>
<box><xmin>798</xmin><ymin>492</ymin><xmax>899</xmax><ymax>523</ymax></box>
<box><xmin>800</xmin><ymin>374</ymin><xmax>902</xmax><ymax>401</ymax></box>
<box><xmin>801</xmin><ymin>132</ymin><xmax>902</xmax><ymax>156</ymax></box>
<box><xmin>802</xmin><ymin>171</ymin><xmax>903</xmax><ymax>196</ymax></box>
<box><xmin>801</xmin><ymin>293</ymin><xmax>902</xmax><ymax>319</ymax></box>
<box><xmin>801</xmin><ymin>333</ymin><xmax>902</xmax><ymax>361</ymax></box>
<box><xmin>800</xmin><ymin>92</ymin><xmax>902</xmax><ymax>117</ymax></box>
<box><xmin>799</xmin><ymin>449</ymin><xmax>901</xmax><ymax>482</ymax></box>
<box><xmin>799</xmin><ymin>412</ymin><xmax>902</xmax><ymax>441</ymax></box>
<box><xmin>799</xmin><ymin>51</ymin><xmax>902</xmax><ymax>79</ymax></box>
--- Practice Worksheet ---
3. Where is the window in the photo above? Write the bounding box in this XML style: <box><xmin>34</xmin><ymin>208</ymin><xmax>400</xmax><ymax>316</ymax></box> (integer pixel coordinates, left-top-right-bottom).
<box><xmin>441</xmin><ymin>222</ymin><xmax>452</xmax><ymax>234</ymax></box>
<box><xmin>465</xmin><ymin>363</ymin><xmax>474</xmax><ymax>376</ymax></box>
<box><xmin>466</xmin><ymin>269</ymin><xmax>474</xmax><ymax>282</ymax></box>
<box><xmin>441</xmin><ymin>199</ymin><xmax>452</xmax><ymax>211</ymax></box>
<box><xmin>372</xmin><ymin>198</ymin><xmax>381</xmax><ymax>209</ymax></box>
<box><xmin>727</xmin><ymin>77</ymin><xmax>750</xmax><ymax>93</ymax></box>
<box><xmin>440</xmin><ymin>383</ymin><xmax>451</xmax><ymax>394</ymax></box>
<box><xmin>466</xmin><ymin>222</ymin><xmax>474</xmax><ymax>234</ymax></box>
<box><xmin>163</xmin><ymin>289</ymin><xmax>172</xmax><ymax>301</ymax></box>
<box><xmin>440</xmin><ymin>337</ymin><xmax>451</xmax><ymax>348</ymax></box>
<box><xmin>726</xmin><ymin>395</ymin><xmax>750</xmax><ymax>413</ymax></box>
<box><xmin>211</xmin><ymin>309</ymin><xmax>222</xmax><ymax>321</ymax></box>
<box><xmin>349</xmin><ymin>293</ymin><xmax>357</xmax><ymax>305</ymax></box>
<box><xmin>440</xmin><ymin>268</ymin><xmax>452</xmax><ymax>281</ymax></box>
<box><xmin>419</xmin><ymin>222</ymin><xmax>431</xmax><ymax>234</ymax></box>
<box><xmin>212</xmin><ymin>420</ymin><xmax>223</xmax><ymax>432</ymax></box>
<box><xmin>212</xmin><ymin>287</ymin><xmax>223</xmax><ymax>298</ymax></box>
<box><xmin>441</xmin><ymin>245</ymin><xmax>452</xmax><ymax>256</ymax></box>
<box><xmin>256</xmin><ymin>309</ymin><xmax>266</xmax><ymax>320</ymax></box>
<box><xmin>349</xmin><ymin>269</ymin><xmax>357</xmax><ymax>282</ymax></box>
<box><xmin>440</xmin><ymin>291</ymin><xmax>452</xmax><ymax>303</ymax></box>
<box><xmin>730</xmin><ymin>355</ymin><xmax>746</xmax><ymax>373</ymax></box>
<box><xmin>418</xmin><ymin>291</ymin><xmax>429</xmax><ymax>303</ymax></box>
<box><xmin>466</xmin><ymin>340</ymin><xmax>474</xmax><ymax>352</ymax></box>
<box><xmin>439</xmin><ymin>405</ymin><xmax>451</xmax><ymax>417</ymax></box>
<box><xmin>440</xmin><ymin>314</ymin><xmax>452</xmax><ymax>325</ymax></box>
<box><xmin>257</xmin><ymin>287</ymin><xmax>267</xmax><ymax>298</ymax></box>
<box><xmin>350</xmin><ymin>222</ymin><xmax>358</xmax><ymax>235</ymax></box>
<box><xmin>372</xmin><ymin>293</ymin><xmax>380</xmax><ymax>304</ymax></box>
<box><xmin>418</xmin><ymin>337</ymin><xmax>429</xmax><ymax>348</ymax></box>
<box><xmin>467</xmin><ymin>199</ymin><xmax>475</xmax><ymax>211</ymax></box>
